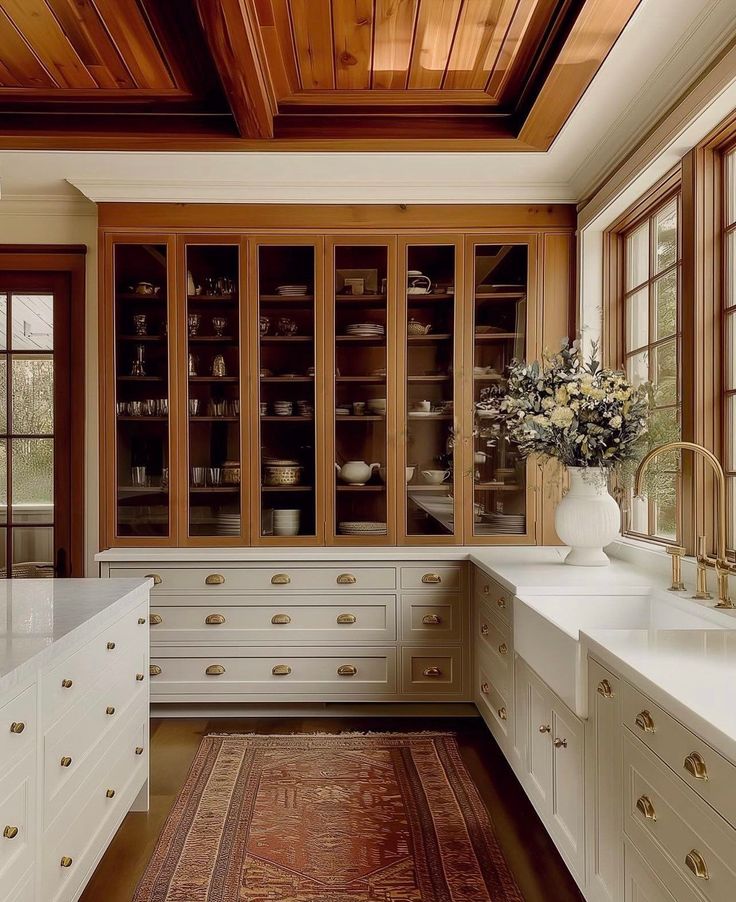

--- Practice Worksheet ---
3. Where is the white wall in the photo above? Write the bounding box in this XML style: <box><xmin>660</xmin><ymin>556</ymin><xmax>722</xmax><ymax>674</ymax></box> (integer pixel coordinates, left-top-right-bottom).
<box><xmin>0</xmin><ymin>197</ymin><xmax>99</xmax><ymax>575</ymax></box>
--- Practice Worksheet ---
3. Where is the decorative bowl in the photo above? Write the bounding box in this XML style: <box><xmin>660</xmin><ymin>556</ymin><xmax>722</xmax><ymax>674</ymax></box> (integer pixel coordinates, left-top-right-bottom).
<box><xmin>264</xmin><ymin>463</ymin><xmax>302</xmax><ymax>486</ymax></box>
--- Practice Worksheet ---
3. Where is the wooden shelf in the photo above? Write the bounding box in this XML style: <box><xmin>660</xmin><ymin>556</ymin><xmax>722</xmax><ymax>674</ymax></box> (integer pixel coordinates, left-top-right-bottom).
<box><xmin>474</xmin><ymin>375</ymin><xmax>505</xmax><ymax>381</ymax></box>
<box><xmin>335</xmin><ymin>294</ymin><xmax>386</xmax><ymax>303</ymax></box>
<box><xmin>407</xmin><ymin>414</ymin><xmax>453</xmax><ymax>420</ymax></box>
<box><xmin>188</xmin><ymin>294</ymin><xmax>237</xmax><ymax>303</ymax></box>
<box><xmin>336</xmin><ymin>484</ymin><xmax>385</xmax><ymax>492</ymax></box>
<box><xmin>261</xmin><ymin>415</ymin><xmax>314</xmax><ymax>422</ymax></box>
<box><xmin>118</xmin><ymin>335</ymin><xmax>164</xmax><ymax>342</ymax></box>
<box><xmin>474</xmin><ymin>483</ymin><xmax>522</xmax><ymax>491</ymax></box>
<box><xmin>116</xmin><ymin>293</ymin><xmax>165</xmax><ymax>302</ymax></box>
<box><xmin>407</xmin><ymin>334</ymin><xmax>452</xmax><ymax>343</ymax></box>
<box><xmin>189</xmin><ymin>335</ymin><xmax>235</xmax><ymax>343</ymax></box>
<box><xmin>336</xmin><ymin>375</ymin><xmax>386</xmax><ymax>383</ymax></box>
<box><xmin>475</xmin><ymin>291</ymin><xmax>526</xmax><ymax>301</ymax></box>
<box><xmin>261</xmin><ymin>485</ymin><xmax>313</xmax><ymax>492</ymax></box>
<box><xmin>117</xmin><ymin>416</ymin><xmax>167</xmax><ymax>422</ymax></box>
<box><xmin>118</xmin><ymin>376</ymin><xmax>165</xmax><ymax>382</ymax></box>
<box><xmin>190</xmin><ymin>486</ymin><xmax>239</xmax><ymax>493</ymax></box>
<box><xmin>261</xmin><ymin>375</ymin><xmax>313</xmax><ymax>383</ymax></box>
<box><xmin>118</xmin><ymin>486</ymin><xmax>167</xmax><ymax>495</ymax></box>
<box><xmin>475</xmin><ymin>332</ymin><xmax>522</xmax><ymax>340</ymax></box>
<box><xmin>336</xmin><ymin>415</ymin><xmax>385</xmax><ymax>422</ymax></box>
<box><xmin>407</xmin><ymin>484</ymin><xmax>452</xmax><ymax>492</ymax></box>
<box><xmin>407</xmin><ymin>293</ymin><xmax>455</xmax><ymax>302</ymax></box>
<box><xmin>407</xmin><ymin>375</ymin><xmax>451</xmax><ymax>382</ymax></box>
<box><xmin>260</xmin><ymin>295</ymin><xmax>313</xmax><ymax>303</ymax></box>
<box><xmin>190</xmin><ymin>416</ymin><xmax>239</xmax><ymax>422</ymax></box>
<box><xmin>336</xmin><ymin>335</ymin><xmax>386</xmax><ymax>343</ymax></box>
<box><xmin>189</xmin><ymin>376</ymin><xmax>239</xmax><ymax>383</ymax></box>
<box><xmin>261</xmin><ymin>335</ymin><xmax>313</xmax><ymax>342</ymax></box>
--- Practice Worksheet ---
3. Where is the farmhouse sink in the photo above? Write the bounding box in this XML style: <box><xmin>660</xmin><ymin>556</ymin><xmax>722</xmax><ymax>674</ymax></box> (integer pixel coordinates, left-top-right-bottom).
<box><xmin>513</xmin><ymin>591</ymin><xmax>732</xmax><ymax>717</ymax></box>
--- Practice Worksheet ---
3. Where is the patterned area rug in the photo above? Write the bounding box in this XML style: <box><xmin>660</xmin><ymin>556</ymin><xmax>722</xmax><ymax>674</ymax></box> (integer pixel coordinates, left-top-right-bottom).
<box><xmin>134</xmin><ymin>732</ymin><xmax>523</xmax><ymax>902</ymax></box>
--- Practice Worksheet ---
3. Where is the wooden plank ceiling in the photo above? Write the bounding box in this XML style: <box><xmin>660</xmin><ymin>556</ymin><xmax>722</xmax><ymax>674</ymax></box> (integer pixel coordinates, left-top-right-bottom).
<box><xmin>0</xmin><ymin>0</ymin><xmax>642</xmax><ymax>149</ymax></box>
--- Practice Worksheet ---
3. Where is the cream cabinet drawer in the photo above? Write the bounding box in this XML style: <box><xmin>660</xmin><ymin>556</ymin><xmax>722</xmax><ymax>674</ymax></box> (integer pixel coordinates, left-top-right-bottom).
<box><xmin>0</xmin><ymin>686</ymin><xmax>36</xmax><ymax>775</ymax></box>
<box><xmin>400</xmin><ymin>594</ymin><xmax>462</xmax><ymax>643</ymax></box>
<box><xmin>476</xmin><ymin>662</ymin><xmax>511</xmax><ymax>740</ymax></box>
<box><xmin>110</xmin><ymin>566</ymin><xmax>396</xmax><ymax>592</ymax></box>
<box><xmin>473</xmin><ymin>569</ymin><xmax>511</xmax><ymax>625</ymax></box>
<box><xmin>0</xmin><ymin>761</ymin><xmax>34</xmax><ymax>893</ymax></box>
<box><xmin>150</xmin><ymin>596</ymin><xmax>396</xmax><ymax>642</ymax></box>
<box><xmin>476</xmin><ymin>602</ymin><xmax>511</xmax><ymax>693</ymax></box>
<box><xmin>150</xmin><ymin>648</ymin><xmax>397</xmax><ymax>696</ymax></box>
<box><xmin>43</xmin><ymin>717</ymin><xmax>146</xmax><ymax>902</ymax></box>
<box><xmin>400</xmin><ymin>566</ymin><xmax>461</xmax><ymax>591</ymax></box>
<box><xmin>624</xmin><ymin>842</ymin><xmax>695</xmax><ymax>902</ymax></box>
<box><xmin>622</xmin><ymin>681</ymin><xmax>736</xmax><ymax>827</ymax></box>
<box><xmin>5</xmin><ymin>866</ymin><xmax>34</xmax><ymax>902</ymax></box>
<box><xmin>400</xmin><ymin>647</ymin><xmax>464</xmax><ymax>696</ymax></box>
<box><xmin>623</xmin><ymin>731</ymin><xmax>736</xmax><ymax>902</ymax></box>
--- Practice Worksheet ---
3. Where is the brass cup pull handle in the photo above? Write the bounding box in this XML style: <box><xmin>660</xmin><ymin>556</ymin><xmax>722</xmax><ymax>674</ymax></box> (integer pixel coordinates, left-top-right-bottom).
<box><xmin>423</xmin><ymin>667</ymin><xmax>442</xmax><ymax>678</ymax></box>
<box><xmin>136</xmin><ymin>673</ymin><xmax>144</xmax><ymax>681</ymax></box>
<box><xmin>636</xmin><ymin>795</ymin><xmax>657</xmax><ymax>821</ymax></box>
<box><xmin>205</xmin><ymin>613</ymin><xmax>226</xmax><ymax>625</ymax></box>
<box><xmin>553</xmin><ymin>737</ymin><xmax>568</xmax><ymax>749</ymax></box>
<box><xmin>684</xmin><ymin>752</ymin><xmax>708</xmax><ymax>781</ymax></box>
<box><xmin>635</xmin><ymin>710</ymin><xmax>655</xmax><ymax>733</ymax></box>
<box><xmin>272</xmin><ymin>664</ymin><xmax>292</xmax><ymax>676</ymax></box>
<box><xmin>497</xmin><ymin>706</ymin><xmax>508</xmax><ymax>721</ymax></box>
<box><xmin>60</xmin><ymin>857</ymin><xmax>73</xmax><ymax>868</ymax></box>
<box><xmin>685</xmin><ymin>850</ymin><xmax>710</xmax><ymax>880</ymax></box>
<box><xmin>498</xmin><ymin>642</ymin><xmax>508</xmax><ymax>655</ymax></box>
<box><xmin>496</xmin><ymin>597</ymin><xmax>507</xmax><ymax>609</ymax></box>
<box><xmin>61</xmin><ymin>679</ymin><xmax>73</xmax><ymax>689</ymax></box>
<box><xmin>422</xmin><ymin>614</ymin><xmax>442</xmax><ymax>625</ymax></box>
<box><xmin>480</xmin><ymin>623</ymin><xmax>489</xmax><ymax>636</ymax></box>
<box><xmin>597</xmin><ymin>679</ymin><xmax>614</xmax><ymax>699</ymax></box>
<box><xmin>9</xmin><ymin>722</ymin><xmax>25</xmax><ymax>734</ymax></box>
<box><xmin>150</xmin><ymin>664</ymin><xmax>162</xmax><ymax>676</ymax></box>
<box><xmin>60</xmin><ymin>756</ymin><xmax>72</xmax><ymax>767</ymax></box>
<box><xmin>205</xmin><ymin>665</ymin><xmax>225</xmax><ymax>676</ymax></box>
<box><xmin>480</xmin><ymin>681</ymin><xmax>489</xmax><ymax>694</ymax></box>
<box><xmin>3</xmin><ymin>826</ymin><xmax>18</xmax><ymax>839</ymax></box>
<box><xmin>482</xmin><ymin>584</ymin><xmax>490</xmax><ymax>595</ymax></box>
<box><xmin>105</xmin><ymin>789</ymin><xmax>116</xmax><ymax>799</ymax></box>
<box><xmin>138</xmin><ymin>617</ymin><xmax>146</xmax><ymax>625</ymax></box>
<box><xmin>337</xmin><ymin>665</ymin><xmax>357</xmax><ymax>677</ymax></box>
<box><xmin>271</xmin><ymin>614</ymin><xmax>291</xmax><ymax>625</ymax></box>
<box><xmin>106</xmin><ymin>642</ymin><xmax>116</xmax><ymax>650</ymax></box>
<box><xmin>271</xmin><ymin>573</ymin><xmax>290</xmax><ymax>585</ymax></box>
<box><xmin>539</xmin><ymin>724</ymin><xmax>551</xmax><ymax>733</ymax></box>
<box><xmin>337</xmin><ymin>613</ymin><xmax>356</xmax><ymax>624</ymax></box>
<box><xmin>337</xmin><ymin>573</ymin><xmax>356</xmax><ymax>585</ymax></box>
<box><xmin>205</xmin><ymin>573</ymin><xmax>225</xmax><ymax>586</ymax></box>
<box><xmin>144</xmin><ymin>573</ymin><xmax>162</xmax><ymax>586</ymax></box>
<box><xmin>422</xmin><ymin>573</ymin><xmax>441</xmax><ymax>584</ymax></box>
<box><xmin>150</xmin><ymin>613</ymin><xmax>163</xmax><ymax>625</ymax></box>
<box><xmin>106</xmin><ymin>706</ymin><xmax>115</xmax><ymax>715</ymax></box>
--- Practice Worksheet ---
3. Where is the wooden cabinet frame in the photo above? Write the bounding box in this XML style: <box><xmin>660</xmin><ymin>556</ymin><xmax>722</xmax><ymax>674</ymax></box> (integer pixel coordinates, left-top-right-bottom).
<box><xmin>98</xmin><ymin>211</ymin><xmax>574</xmax><ymax>549</ymax></box>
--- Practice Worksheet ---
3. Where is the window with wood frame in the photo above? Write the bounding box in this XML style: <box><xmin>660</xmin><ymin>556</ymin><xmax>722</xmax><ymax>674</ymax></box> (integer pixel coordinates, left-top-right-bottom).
<box><xmin>614</xmin><ymin>191</ymin><xmax>682</xmax><ymax>544</ymax></box>
<box><xmin>723</xmin><ymin>148</ymin><xmax>736</xmax><ymax>559</ymax></box>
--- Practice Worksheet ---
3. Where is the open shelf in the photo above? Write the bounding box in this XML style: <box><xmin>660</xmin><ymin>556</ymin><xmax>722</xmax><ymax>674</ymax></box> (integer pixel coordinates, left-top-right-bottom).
<box><xmin>190</xmin><ymin>416</ymin><xmax>239</xmax><ymax>422</ymax></box>
<box><xmin>336</xmin><ymin>484</ymin><xmax>385</xmax><ymax>492</ymax></box>
<box><xmin>189</xmin><ymin>486</ymin><xmax>239</xmax><ymax>493</ymax></box>
<box><xmin>475</xmin><ymin>332</ymin><xmax>522</xmax><ymax>340</ymax></box>
<box><xmin>189</xmin><ymin>376</ymin><xmax>239</xmax><ymax>383</ymax></box>
<box><xmin>336</xmin><ymin>375</ymin><xmax>386</xmax><ymax>383</ymax></box>
<box><xmin>261</xmin><ymin>375</ymin><xmax>313</xmax><ymax>383</ymax></box>
<box><xmin>188</xmin><ymin>335</ymin><xmax>235</xmax><ymax>343</ymax></box>
<box><xmin>117</xmin><ymin>416</ymin><xmax>167</xmax><ymax>422</ymax></box>
<box><xmin>261</xmin><ymin>416</ymin><xmax>314</xmax><ymax>422</ymax></box>
<box><xmin>261</xmin><ymin>335</ymin><xmax>314</xmax><ymax>342</ymax></box>
<box><xmin>407</xmin><ymin>375</ymin><xmax>451</xmax><ymax>383</ymax></box>
<box><xmin>261</xmin><ymin>485</ymin><xmax>313</xmax><ymax>492</ymax></box>
<box><xmin>118</xmin><ymin>334</ymin><xmax>164</xmax><ymax>342</ymax></box>
<box><xmin>188</xmin><ymin>294</ymin><xmax>237</xmax><ymax>303</ymax></box>
<box><xmin>117</xmin><ymin>375</ymin><xmax>165</xmax><ymax>382</ymax></box>
<box><xmin>116</xmin><ymin>293</ymin><xmax>165</xmax><ymax>302</ymax></box>
<box><xmin>260</xmin><ymin>294</ymin><xmax>313</xmax><ymax>303</ymax></box>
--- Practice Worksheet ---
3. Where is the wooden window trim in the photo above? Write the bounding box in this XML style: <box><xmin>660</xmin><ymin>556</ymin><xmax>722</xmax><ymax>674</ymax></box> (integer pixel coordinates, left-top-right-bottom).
<box><xmin>0</xmin><ymin>246</ymin><xmax>86</xmax><ymax>576</ymax></box>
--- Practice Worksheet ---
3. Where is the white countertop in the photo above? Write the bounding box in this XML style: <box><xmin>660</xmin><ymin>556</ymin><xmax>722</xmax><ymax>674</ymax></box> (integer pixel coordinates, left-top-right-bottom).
<box><xmin>584</xmin><ymin>629</ymin><xmax>736</xmax><ymax>762</ymax></box>
<box><xmin>0</xmin><ymin>578</ymin><xmax>150</xmax><ymax>695</ymax></box>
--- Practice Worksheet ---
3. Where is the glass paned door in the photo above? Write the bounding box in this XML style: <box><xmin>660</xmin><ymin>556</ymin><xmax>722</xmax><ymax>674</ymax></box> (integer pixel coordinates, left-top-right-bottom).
<box><xmin>256</xmin><ymin>243</ymin><xmax>318</xmax><ymax>540</ymax></box>
<box><xmin>185</xmin><ymin>244</ymin><xmax>241</xmax><ymax>539</ymax></box>
<box><xmin>471</xmin><ymin>243</ymin><xmax>529</xmax><ymax>539</ymax></box>
<box><xmin>114</xmin><ymin>244</ymin><xmax>170</xmax><ymax>537</ymax></box>
<box><xmin>402</xmin><ymin>242</ymin><xmax>459</xmax><ymax>539</ymax></box>
<box><xmin>331</xmin><ymin>243</ymin><xmax>391</xmax><ymax>540</ymax></box>
<box><xmin>0</xmin><ymin>275</ymin><xmax>70</xmax><ymax>576</ymax></box>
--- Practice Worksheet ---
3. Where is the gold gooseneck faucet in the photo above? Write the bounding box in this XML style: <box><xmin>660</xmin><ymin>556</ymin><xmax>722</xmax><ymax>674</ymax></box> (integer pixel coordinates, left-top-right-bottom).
<box><xmin>634</xmin><ymin>441</ymin><xmax>735</xmax><ymax>608</ymax></box>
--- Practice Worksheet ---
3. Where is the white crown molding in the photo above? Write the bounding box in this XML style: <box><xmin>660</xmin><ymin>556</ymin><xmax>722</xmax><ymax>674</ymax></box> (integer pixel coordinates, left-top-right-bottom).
<box><xmin>0</xmin><ymin>194</ymin><xmax>96</xmax><ymax>217</ymax></box>
<box><xmin>65</xmin><ymin>176</ymin><xmax>575</xmax><ymax>205</ymax></box>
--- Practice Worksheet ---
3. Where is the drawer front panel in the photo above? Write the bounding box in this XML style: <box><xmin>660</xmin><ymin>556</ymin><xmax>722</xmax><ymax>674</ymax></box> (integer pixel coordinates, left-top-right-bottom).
<box><xmin>150</xmin><ymin>648</ymin><xmax>397</xmax><ymax>696</ymax></box>
<box><xmin>473</xmin><ymin>569</ymin><xmax>511</xmax><ymax>625</ymax></box>
<box><xmin>622</xmin><ymin>682</ymin><xmax>736</xmax><ymax>827</ymax></box>
<box><xmin>400</xmin><ymin>566</ymin><xmax>461</xmax><ymax>591</ymax></box>
<box><xmin>0</xmin><ymin>762</ymin><xmax>34</xmax><ymax>892</ymax></box>
<box><xmin>476</xmin><ymin>662</ymin><xmax>510</xmax><ymax>740</ymax></box>
<box><xmin>150</xmin><ymin>597</ymin><xmax>396</xmax><ymax>642</ymax></box>
<box><xmin>110</xmin><ymin>566</ymin><xmax>396</xmax><ymax>592</ymax></box>
<box><xmin>476</xmin><ymin>602</ymin><xmax>511</xmax><ymax>694</ymax></box>
<box><xmin>624</xmin><ymin>842</ymin><xmax>694</xmax><ymax>902</ymax></box>
<box><xmin>400</xmin><ymin>595</ymin><xmax>462</xmax><ymax>643</ymax></box>
<box><xmin>0</xmin><ymin>686</ymin><xmax>36</xmax><ymax>776</ymax></box>
<box><xmin>623</xmin><ymin>731</ymin><xmax>736</xmax><ymax>902</ymax></box>
<box><xmin>400</xmin><ymin>647</ymin><xmax>464</xmax><ymax>696</ymax></box>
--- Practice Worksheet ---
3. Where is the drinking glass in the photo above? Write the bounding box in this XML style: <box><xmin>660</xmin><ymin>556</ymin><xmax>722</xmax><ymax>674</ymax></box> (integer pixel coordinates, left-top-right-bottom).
<box><xmin>131</xmin><ymin>466</ymin><xmax>147</xmax><ymax>487</ymax></box>
<box><xmin>208</xmin><ymin>467</ymin><xmax>222</xmax><ymax>486</ymax></box>
<box><xmin>188</xmin><ymin>399</ymin><xmax>200</xmax><ymax>416</ymax></box>
<box><xmin>191</xmin><ymin>467</ymin><xmax>206</xmax><ymax>487</ymax></box>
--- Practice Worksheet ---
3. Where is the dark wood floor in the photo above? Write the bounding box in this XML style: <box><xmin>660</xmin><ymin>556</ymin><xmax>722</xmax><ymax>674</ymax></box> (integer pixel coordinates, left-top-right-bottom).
<box><xmin>81</xmin><ymin>715</ymin><xmax>584</xmax><ymax>902</ymax></box>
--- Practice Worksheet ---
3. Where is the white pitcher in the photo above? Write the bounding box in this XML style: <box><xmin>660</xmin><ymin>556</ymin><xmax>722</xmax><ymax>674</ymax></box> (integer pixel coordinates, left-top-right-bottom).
<box><xmin>335</xmin><ymin>461</ymin><xmax>380</xmax><ymax>485</ymax></box>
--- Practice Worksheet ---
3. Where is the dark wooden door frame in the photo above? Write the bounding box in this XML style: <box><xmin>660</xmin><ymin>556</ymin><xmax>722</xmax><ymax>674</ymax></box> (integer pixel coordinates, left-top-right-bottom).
<box><xmin>0</xmin><ymin>246</ymin><xmax>86</xmax><ymax>576</ymax></box>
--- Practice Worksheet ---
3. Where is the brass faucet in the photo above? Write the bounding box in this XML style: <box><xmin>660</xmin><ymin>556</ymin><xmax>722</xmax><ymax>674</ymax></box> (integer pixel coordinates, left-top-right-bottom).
<box><xmin>634</xmin><ymin>441</ymin><xmax>735</xmax><ymax>608</ymax></box>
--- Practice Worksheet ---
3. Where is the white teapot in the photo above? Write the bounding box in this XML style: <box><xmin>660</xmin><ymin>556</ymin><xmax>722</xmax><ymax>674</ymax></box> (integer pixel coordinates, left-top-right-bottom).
<box><xmin>407</xmin><ymin>271</ymin><xmax>432</xmax><ymax>294</ymax></box>
<box><xmin>335</xmin><ymin>460</ymin><xmax>380</xmax><ymax>485</ymax></box>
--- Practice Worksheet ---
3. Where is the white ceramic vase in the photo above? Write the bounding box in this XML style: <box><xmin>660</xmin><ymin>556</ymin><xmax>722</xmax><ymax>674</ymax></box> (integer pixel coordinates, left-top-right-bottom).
<box><xmin>554</xmin><ymin>467</ymin><xmax>620</xmax><ymax>566</ymax></box>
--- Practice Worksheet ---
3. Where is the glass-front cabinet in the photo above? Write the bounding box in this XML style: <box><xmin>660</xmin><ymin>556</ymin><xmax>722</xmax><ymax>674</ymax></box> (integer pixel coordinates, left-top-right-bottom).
<box><xmin>183</xmin><ymin>240</ymin><xmax>243</xmax><ymax>542</ymax></box>
<box><xmin>399</xmin><ymin>238</ymin><xmax>462</xmax><ymax>543</ymax></box>
<box><xmin>252</xmin><ymin>240</ymin><xmax>321</xmax><ymax>543</ymax></box>
<box><xmin>328</xmin><ymin>239</ymin><xmax>395</xmax><ymax>543</ymax></box>
<box><xmin>111</xmin><ymin>238</ymin><xmax>173</xmax><ymax>541</ymax></box>
<box><xmin>466</xmin><ymin>238</ymin><xmax>536</xmax><ymax>543</ymax></box>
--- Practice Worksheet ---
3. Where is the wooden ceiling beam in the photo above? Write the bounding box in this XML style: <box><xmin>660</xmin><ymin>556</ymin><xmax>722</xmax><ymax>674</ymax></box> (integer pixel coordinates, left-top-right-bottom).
<box><xmin>194</xmin><ymin>0</ymin><xmax>276</xmax><ymax>139</ymax></box>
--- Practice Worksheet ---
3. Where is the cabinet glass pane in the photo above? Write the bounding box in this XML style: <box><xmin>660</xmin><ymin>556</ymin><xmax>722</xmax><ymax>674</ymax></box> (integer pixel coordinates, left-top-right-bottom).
<box><xmin>258</xmin><ymin>245</ymin><xmax>316</xmax><ymax>538</ymax></box>
<box><xmin>114</xmin><ymin>243</ymin><xmax>169</xmax><ymax>537</ymax></box>
<box><xmin>186</xmin><ymin>245</ymin><xmax>241</xmax><ymax>538</ymax></box>
<box><xmin>333</xmin><ymin>245</ymin><xmax>388</xmax><ymax>537</ymax></box>
<box><xmin>472</xmin><ymin>244</ymin><xmax>528</xmax><ymax>538</ymax></box>
<box><xmin>404</xmin><ymin>245</ymin><xmax>456</xmax><ymax>537</ymax></box>
<box><xmin>12</xmin><ymin>357</ymin><xmax>53</xmax><ymax>434</ymax></box>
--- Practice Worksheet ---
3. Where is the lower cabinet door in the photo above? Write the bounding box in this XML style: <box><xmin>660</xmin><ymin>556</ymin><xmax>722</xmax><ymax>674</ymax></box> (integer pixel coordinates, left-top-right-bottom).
<box><xmin>624</xmin><ymin>842</ymin><xmax>682</xmax><ymax>902</ymax></box>
<box><xmin>550</xmin><ymin>699</ymin><xmax>585</xmax><ymax>881</ymax></box>
<box><xmin>526</xmin><ymin>665</ymin><xmax>552</xmax><ymax>814</ymax></box>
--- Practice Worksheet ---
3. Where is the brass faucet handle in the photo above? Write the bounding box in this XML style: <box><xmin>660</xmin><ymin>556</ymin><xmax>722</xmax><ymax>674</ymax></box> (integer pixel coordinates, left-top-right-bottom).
<box><xmin>714</xmin><ymin>562</ymin><xmax>735</xmax><ymax>609</ymax></box>
<box><xmin>665</xmin><ymin>545</ymin><xmax>686</xmax><ymax>592</ymax></box>
<box><xmin>692</xmin><ymin>536</ymin><xmax>713</xmax><ymax>600</ymax></box>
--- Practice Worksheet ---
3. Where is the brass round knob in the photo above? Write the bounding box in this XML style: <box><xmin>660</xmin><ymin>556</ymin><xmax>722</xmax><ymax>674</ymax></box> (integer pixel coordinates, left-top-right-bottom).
<box><xmin>498</xmin><ymin>642</ymin><xmax>508</xmax><ymax>655</ymax></box>
<box><xmin>553</xmin><ymin>737</ymin><xmax>568</xmax><ymax>749</ymax></box>
<box><xmin>480</xmin><ymin>623</ymin><xmax>489</xmax><ymax>636</ymax></box>
<box><xmin>60</xmin><ymin>756</ymin><xmax>72</xmax><ymax>767</ymax></box>
<box><xmin>482</xmin><ymin>584</ymin><xmax>490</xmax><ymax>595</ymax></box>
<box><xmin>9</xmin><ymin>722</ymin><xmax>24</xmax><ymax>734</ymax></box>
<box><xmin>105</xmin><ymin>789</ymin><xmax>116</xmax><ymax>799</ymax></box>
<box><xmin>135</xmin><ymin>673</ymin><xmax>144</xmax><ymax>681</ymax></box>
<box><xmin>496</xmin><ymin>597</ymin><xmax>506</xmax><ymax>609</ymax></box>
<box><xmin>138</xmin><ymin>617</ymin><xmax>147</xmax><ymax>625</ymax></box>
<box><xmin>3</xmin><ymin>826</ymin><xmax>18</xmax><ymax>839</ymax></box>
<box><xmin>61</xmin><ymin>679</ymin><xmax>73</xmax><ymax>688</ymax></box>
<box><xmin>106</xmin><ymin>706</ymin><xmax>115</xmax><ymax>715</ymax></box>
<box><xmin>60</xmin><ymin>856</ymin><xmax>73</xmax><ymax>868</ymax></box>
<box><xmin>106</xmin><ymin>642</ymin><xmax>116</xmax><ymax>650</ymax></box>
<box><xmin>144</xmin><ymin>573</ymin><xmax>162</xmax><ymax>586</ymax></box>
<box><xmin>497</xmin><ymin>707</ymin><xmax>508</xmax><ymax>721</ymax></box>
<box><xmin>135</xmin><ymin>746</ymin><xmax>144</xmax><ymax>756</ymax></box>
<box><xmin>539</xmin><ymin>724</ymin><xmax>551</xmax><ymax>733</ymax></box>
<box><xmin>480</xmin><ymin>681</ymin><xmax>489</xmax><ymax>694</ymax></box>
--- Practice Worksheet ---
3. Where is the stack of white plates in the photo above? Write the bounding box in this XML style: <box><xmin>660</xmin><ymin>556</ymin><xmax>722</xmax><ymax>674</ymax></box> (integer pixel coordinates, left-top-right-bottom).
<box><xmin>276</xmin><ymin>285</ymin><xmax>308</xmax><ymax>296</ymax></box>
<box><xmin>338</xmin><ymin>521</ymin><xmax>387</xmax><ymax>536</ymax></box>
<box><xmin>274</xmin><ymin>508</ymin><xmax>300</xmax><ymax>536</ymax></box>
<box><xmin>214</xmin><ymin>514</ymin><xmax>241</xmax><ymax>536</ymax></box>
<box><xmin>345</xmin><ymin>323</ymin><xmax>385</xmax><ymax>337</ymax></box>
<box><xmin>482</xmin><ymin>512</ymin><xmax>525</xmax><ymax>535</ymax></box>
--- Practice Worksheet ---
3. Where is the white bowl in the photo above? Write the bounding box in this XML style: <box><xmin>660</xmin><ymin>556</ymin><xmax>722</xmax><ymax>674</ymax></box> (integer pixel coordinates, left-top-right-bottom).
<box><xmin>273</xmin><ymin>524</ymin><xmax>300</xmax><ymax>536</ymax></box>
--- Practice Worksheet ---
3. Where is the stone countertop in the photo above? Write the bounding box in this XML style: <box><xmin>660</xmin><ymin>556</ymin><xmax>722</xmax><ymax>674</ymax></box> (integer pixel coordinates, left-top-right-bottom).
<box><xmin>0</xmin><ymin>578</ymin><xmax>150</xmax><ymax>695</ymax></box>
